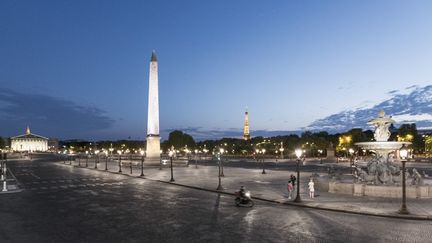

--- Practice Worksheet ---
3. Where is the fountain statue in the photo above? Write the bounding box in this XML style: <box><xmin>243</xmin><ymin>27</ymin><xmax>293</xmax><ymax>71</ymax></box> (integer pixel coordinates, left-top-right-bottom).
<box><xmin>326</xmin><ymin>110</ymin><xmax>432</xmax><ymax>198</ymax></box>
<box><xmin>355</xmin><ymin>110</ymin><xmax>411</xmax><ymax>184</ymax></box>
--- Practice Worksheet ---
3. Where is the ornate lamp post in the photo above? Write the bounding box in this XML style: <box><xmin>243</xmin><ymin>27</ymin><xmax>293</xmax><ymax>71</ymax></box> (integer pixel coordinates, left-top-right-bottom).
<box><xmin>137</xmin><ymin>150</ymin><xmax>143</xmax><ymax>176</ymax></box>
<box><xmin>349</xmin><ymin>148</ymin><xmax>355</xmax><ymax>174</ymax></box>
<box><xmin>279</xmin><ymin>142</ymin><xmax>284</xmax><ymax>159</ymax></box>
<box><xmin>294</xmin><ymin>149</ymin><xmax>303</xmax><ymax>203</ymax></box>
<box><xmin>194</xmin><ymin>149</ymin><xmax>199</xmax><ymax>169</ymax></box>
<box><xmin>85</xmin><ymin>151</ymin><xmax>89</xmax><ymax>167</ymax></box>
<box><xmin>104</xmin><ymin>151</ymin><xmax>108</xmax><ymax>171</ymax></box>
<box><xmin>117</xmin><ymin>150</ymin><xmax>122</xmax><ymax>173</ymax></box>
<box><xmin>318</xmin><ymin>149</ymin><xmax>323</xmax><ymax>164</ymax></box>
<box><xmin>398</xmin><ymin>144</ymin><xmax>409</xmax><ymax>214</ymax></box>
<box><xmin>94</xmin><ymin>150</ymin><xmax>99</xmax><ymax>169</ymax></box>
<box><xmin>216</xmin><ymin>149</ymin><xmax>223</xmax><ymax>190</ymax></box>
<box><xmin>219</xmin><ymin>148</ymin><xmax>225</xmax><ymax>177</ymax></box>
<box><xmin>169</xmin><ymin>150</ymin><xmax>175</xmax><ymax>182</ymax></box>
<box><xmin>261</xmin><ymin>148</ymin><xmax>266</xmax><ymax>174</ymax></box>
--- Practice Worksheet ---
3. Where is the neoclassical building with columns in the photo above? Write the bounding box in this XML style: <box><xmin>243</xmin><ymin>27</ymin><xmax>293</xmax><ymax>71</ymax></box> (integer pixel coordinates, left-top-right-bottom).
<box><xmin>11</xmin><ymin>127</ymin><xmax>48</xmax><ymax>152</ymax></box>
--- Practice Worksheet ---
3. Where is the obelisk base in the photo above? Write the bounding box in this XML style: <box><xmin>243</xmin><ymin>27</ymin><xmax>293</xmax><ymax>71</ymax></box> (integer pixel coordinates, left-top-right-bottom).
<box><xmin>146</xmin><ymin>136</ymin><xmax>161</xmax><ymax>165</ymax></box>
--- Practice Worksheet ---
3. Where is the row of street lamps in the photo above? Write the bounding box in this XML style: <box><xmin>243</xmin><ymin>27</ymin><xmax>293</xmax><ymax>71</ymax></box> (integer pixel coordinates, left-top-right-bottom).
<box><xmin>63</xmin><ymin>144</ymin><xmax>412</xmax><ymax>215</ymax></box>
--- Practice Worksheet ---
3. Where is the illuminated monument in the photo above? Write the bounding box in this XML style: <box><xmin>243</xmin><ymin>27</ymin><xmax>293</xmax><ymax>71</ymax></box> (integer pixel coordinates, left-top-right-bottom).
<box><xmin>145</xmin><ymin>51</ymin><xmax>161</xmax><ymax>163</ymax></box>
<box><xmin>243</xmin><ymin>110</ymin><xmax>250</xmax><ymax>140</ymax></box>
<box><xmin>11</xmin><ymin>126</ymin><xmax>48</xmax><ymax>152</ymax></box>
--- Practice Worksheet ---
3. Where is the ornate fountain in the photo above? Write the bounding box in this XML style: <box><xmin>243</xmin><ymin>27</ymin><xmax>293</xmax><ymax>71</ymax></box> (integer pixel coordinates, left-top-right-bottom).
<box><xmin>355</xmin><ymin>110</ymin><xmax>411</xmax><ymax>184</ymax></box>
<box><xmin>327</xmin><ymin>110</ymin><xmax>432</xmax><ymax>198</ymax></box>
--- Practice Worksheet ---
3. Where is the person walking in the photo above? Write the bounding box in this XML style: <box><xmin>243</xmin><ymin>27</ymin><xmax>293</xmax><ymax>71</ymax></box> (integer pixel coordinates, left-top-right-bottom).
<box><xmin>287</xmin><ymin>180</ymin><xmax>293</xmax><ymax>199</ymax></box>
<box><xmin>308</xmin><ymin>178</ymin><xmax>315</xmax><ymax>198</ymax></box>
<box><xmin>290</xmin><ymin>174</ymin><xmax>296</xmax><ymax>187</ymax></box>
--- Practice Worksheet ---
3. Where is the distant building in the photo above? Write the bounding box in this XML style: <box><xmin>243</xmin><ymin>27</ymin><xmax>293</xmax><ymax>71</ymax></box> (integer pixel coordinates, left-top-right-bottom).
<box><xmin>243</xmin><ymin>110</ymin><xmax>250</xmax><ymax>140</ymax></box>
<box><xmin>11</xmin><ymin>126</ymin><xmax>48</xmax><ymax>152</ymax></box>
<box><xmin>48</xmin><ymin>138</ymin><xmax>59</xmax><ymax>151</ymax></box>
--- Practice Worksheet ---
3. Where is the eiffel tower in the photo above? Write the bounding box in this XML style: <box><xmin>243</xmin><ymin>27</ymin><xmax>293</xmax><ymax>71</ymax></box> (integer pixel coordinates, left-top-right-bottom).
<box><xmin>243</xmin><ymin>110</ymin><xmax>250</xmax><ymax>140</ymax></box>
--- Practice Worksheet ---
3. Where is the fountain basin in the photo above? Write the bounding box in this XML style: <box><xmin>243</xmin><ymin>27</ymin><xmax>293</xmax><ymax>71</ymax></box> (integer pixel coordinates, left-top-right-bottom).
<box><xmin>355</xmin><ymin>141</ymin><xmax>411</xmax><ymax>151</ymax></box>
<box><xmin>327</xmin><ymin>181</ymin><xmax>432</xmax><ymax>198</ymax></box>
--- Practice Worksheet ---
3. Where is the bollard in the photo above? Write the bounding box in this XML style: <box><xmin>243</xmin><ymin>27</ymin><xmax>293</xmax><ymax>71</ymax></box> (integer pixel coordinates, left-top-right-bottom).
<box><xmin>140</xmin><ymin>156</ymin><xmax>145</xmax><ymax>177</ymax></box>
<box><xmin>95</xmin><ymin>155</ymin><xmax>98</xmax><ymax>169</ymax></box>
<box><xmin>118</xmin><ymin>155</ymin><xmax>122</xmax><ymax>173</ymax></box>
<box><xmin>2</xmin><ymin>162</ymin><xmax>7</xmax><ymax>192</ymax></box>
<box><xmin>105</xmin><ymin>156</ymin><xmax>108</xmax><ymax>171</ymax></box>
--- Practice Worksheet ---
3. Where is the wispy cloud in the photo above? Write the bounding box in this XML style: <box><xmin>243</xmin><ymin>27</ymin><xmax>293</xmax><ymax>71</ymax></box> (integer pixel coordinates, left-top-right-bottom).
<box><xmin>0</xmin><ymin>88</ymin><xmax>115</xmax><ymax>138</ymax></box>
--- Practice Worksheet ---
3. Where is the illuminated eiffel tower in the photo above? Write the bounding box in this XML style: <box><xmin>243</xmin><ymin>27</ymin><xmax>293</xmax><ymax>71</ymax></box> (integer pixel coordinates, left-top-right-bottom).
<box><xmin>243</xmin><ymin>109</ymin><xmax>250</xmax><ymax>140</ymax></box>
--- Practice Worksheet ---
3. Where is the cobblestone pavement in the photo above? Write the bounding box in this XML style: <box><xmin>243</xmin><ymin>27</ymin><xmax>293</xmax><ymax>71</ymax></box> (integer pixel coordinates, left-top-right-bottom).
<box><xmin>2</xmin><ymin>157</ymin><xmax>432</xmax><ymax>242</ymax></box>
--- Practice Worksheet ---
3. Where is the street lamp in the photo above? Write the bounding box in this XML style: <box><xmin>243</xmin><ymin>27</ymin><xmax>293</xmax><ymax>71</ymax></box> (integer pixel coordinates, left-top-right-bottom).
<box><xmin>194</xmin><ymin>149</ymin><xmax>199</xmax><ymax>169</ymax></box>
<box><xmin>94</xmin><ymin>150</ymin><xmax>100</xmax><ymax>169</ymax></box>
<box><xmin>279</xmin><ymin>142</ymin><xmax>284</xmax><ymax>159</ymax></box>
<box><xmin>140</xmin><ymin>150</ymin><xmax>145</xmax><ymax>177</ymax></box>
<box><xmin>118</xmin><ymin>150</ymin><xmax>122</xmax><ymax>173</ymax></box>
<box><xmin>216</xmin><ymin>149</ymin><xmax>223</xmax><ymax>190</ymax></box>
<box><xmin>349</xmin><ymin>148</ymin><xmax>355</xmax><ymax>174</ymax></box>
<box><xmin>169</xmin><ymin>150</ymin><xmax>175</xmax><ymax>182</ymax></box>
<box><xmin>398</xmin><ymin>144</ymin><xmax>409</xmax><ymax>214</ymax></box>
<box><xmin>85</xmin><ymin>151</ymin><xmax>89</xmax><ymax>167</ymax></box>
<box><xmin>318</xmin><ymin>149</ymin><xmax>323</xmax><ymax>164</ymax></box>
<box><xmin>261</xmin><ymin>148</ymin><xmax>266</xmax><ymax>174</ymax></box>
<box><xmin>219</xmin><ymin>148</ymin><xmax>225</xmax><ymax>177</ymax></box>
<box><xmin>294</xmin><ymin>149</ymin><xmax>303</xmax><ymax>203</ymax></box>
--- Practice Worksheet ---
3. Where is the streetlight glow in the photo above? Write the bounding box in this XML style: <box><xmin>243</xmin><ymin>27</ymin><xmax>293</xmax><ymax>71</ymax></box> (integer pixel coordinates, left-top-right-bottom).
<box><xmin>295</xmin><ymin>149</ymin><xmax>303</xmax><ymax>159</ymax></box>
<box><xmin>399</xmin><ymin>145</ymin><xmax>408</xmax><ymax>159</ymax></box>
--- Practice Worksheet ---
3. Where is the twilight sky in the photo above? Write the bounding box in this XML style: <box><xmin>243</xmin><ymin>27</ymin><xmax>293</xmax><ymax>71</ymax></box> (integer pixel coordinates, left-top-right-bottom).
<box><xmin>1</xmin><ymin>1</ymin><xmax>432</xmax><ymax>140</ymax></box>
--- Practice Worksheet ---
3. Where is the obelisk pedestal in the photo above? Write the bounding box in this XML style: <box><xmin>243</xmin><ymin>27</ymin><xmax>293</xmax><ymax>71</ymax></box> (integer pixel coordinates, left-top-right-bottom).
<box><xmin>145</xmin><ymin>51</ymin><xmax>161</xmax><ymax>164</ymax></box>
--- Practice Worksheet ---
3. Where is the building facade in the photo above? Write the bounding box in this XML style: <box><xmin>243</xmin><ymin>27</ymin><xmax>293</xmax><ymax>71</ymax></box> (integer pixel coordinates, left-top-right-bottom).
<box><xmin>11</xmin><ymin>127</ymin><xmax>48</xmax><ymax>152</ymax></box>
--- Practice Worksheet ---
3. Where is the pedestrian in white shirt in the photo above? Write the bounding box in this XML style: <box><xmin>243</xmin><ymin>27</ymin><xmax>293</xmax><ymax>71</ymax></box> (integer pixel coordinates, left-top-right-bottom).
<box><xmin>308</xmin><ymin>178</ymin><xmax>315</xmax><ymax>198</ymax></box>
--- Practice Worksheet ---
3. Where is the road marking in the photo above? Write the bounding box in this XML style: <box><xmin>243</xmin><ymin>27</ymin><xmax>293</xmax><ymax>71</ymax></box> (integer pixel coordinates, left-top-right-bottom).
<box><xmin>30</xmin><ymin>173</ymin><xmax>41</xmax><ymax>179</ymax></box>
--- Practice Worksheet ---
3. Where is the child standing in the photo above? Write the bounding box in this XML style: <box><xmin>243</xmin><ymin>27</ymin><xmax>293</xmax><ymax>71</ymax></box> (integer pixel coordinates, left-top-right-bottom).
<box><xmin>308</xmin><ymin>178</ymin><xmax>315</xmax><ymax>198</ymax></box>
<box><xmin>287</xmin><ymin>180</ymin><xmax>293</xmax><ymax>199</ymax></box>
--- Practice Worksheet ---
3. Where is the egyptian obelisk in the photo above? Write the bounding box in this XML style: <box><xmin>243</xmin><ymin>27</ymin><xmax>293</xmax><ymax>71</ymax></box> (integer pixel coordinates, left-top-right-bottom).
<box><xmin>146</xmin><ymin>51</ymin><xmax>161</xmax><ymax>163</ymax></box>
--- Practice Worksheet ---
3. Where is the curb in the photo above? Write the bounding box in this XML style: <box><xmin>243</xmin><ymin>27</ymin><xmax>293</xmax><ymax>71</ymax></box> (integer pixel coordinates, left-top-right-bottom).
<box><xmin>57</xmin><ymin>162</ymin><xmax>432</xmax><ymax>221</ymax></box>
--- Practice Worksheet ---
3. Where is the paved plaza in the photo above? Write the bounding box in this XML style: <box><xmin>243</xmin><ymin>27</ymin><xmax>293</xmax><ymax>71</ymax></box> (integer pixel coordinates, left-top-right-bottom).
<box><xmin>0</xmin><ymin>154</ymin><xmax>431</xmax><ymax>242</ymax></box>
<box><xmin>55</xmin><ymin>155</ymin><xmax>432</xmax><ymax>219</ymax></box>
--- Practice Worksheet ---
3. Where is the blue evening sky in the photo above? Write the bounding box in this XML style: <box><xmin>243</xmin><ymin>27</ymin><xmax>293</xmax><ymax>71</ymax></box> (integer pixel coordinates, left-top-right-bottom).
<box><xmin>1</xmin><ymin>1</ymin><xmax>432</xmax><ymax>140</ymax></box>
